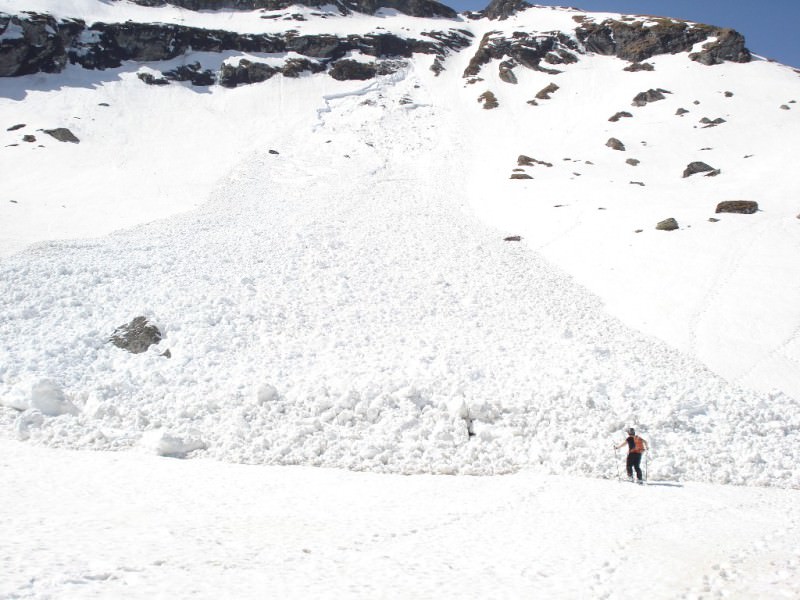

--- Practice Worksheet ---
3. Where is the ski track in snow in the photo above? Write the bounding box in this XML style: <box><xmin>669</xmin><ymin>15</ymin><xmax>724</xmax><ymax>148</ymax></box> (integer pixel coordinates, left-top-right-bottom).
<box><xmin>1</xmin><ymin>63</ymin><xmax>798</xmax><ymax>487</ymax></box>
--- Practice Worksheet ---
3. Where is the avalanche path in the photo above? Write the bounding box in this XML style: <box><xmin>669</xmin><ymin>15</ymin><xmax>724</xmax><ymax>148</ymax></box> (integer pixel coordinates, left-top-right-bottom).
<box><xmin>0</xmin><ymin>67</ymin><xmax>798</xmax><ymax>486</ymax></box>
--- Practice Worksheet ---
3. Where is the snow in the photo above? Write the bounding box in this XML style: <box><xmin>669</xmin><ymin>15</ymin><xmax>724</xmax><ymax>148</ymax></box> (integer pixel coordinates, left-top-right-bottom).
<box><xmin>1</xmin><ymin>2</ymin><xmax>800</xmax><ymax>597</ymax></box>
<box><xmin>1</xmin><ymin>439</ymin><xmax>799</xmax><ymax>599</ymax></box>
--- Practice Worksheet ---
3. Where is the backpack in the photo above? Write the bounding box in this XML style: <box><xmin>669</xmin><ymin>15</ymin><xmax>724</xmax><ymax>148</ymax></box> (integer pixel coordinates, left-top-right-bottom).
<box><xmin>632</xmin><ymin>436</ymin><xmax>646</xmax><ymax>453</ymax></box>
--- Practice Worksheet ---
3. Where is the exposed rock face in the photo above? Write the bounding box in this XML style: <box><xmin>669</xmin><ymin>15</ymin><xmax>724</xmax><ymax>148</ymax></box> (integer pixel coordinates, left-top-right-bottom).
<box><xmin>683</xmin><ymin>161</ymin><xmax>718</xmax><ymax>178</ymax></box>
<box><xmin>219</xmin><ymin>60</ymin><xmax>279</xmax><ymax>87</ymax></box>
<box><xmin>121</xmin><ymin>0</ymin><xmax>458</xmax><ymax>18</ymax></box>
<box><xmin>606</xmin><ymin>137</ymin><xmax>625</xmax><ymax>151</ymax></box>
<box><xmin>498</xmin><ymin>62</ymin><xmax>517</xmax><ymax>84</ymax></box>
<box><xmin>509</xmin><ymin>173</ymin><xmax>532</xmax><ymax>179</ymax></box>
<box><xmin>656</xmin><ymin>218</ymin><xmax>679</xmax><ymax>231</ymax></box>
<box><xmin>109</xmin><ymin>316</ymin><xmax>162</xmax><ymax>354</ymax></box>
<box><xmin>715</xmin><ymin>201</ymin><xmax>758</xmax><ymax>214</ymax></box>
<box><xmin>576</xmin><ymin>18</ymin><xmax>750</xmax><ymax>65</ymax></box>
<box><xmin>463</xmin><ymin>31</ymin><xmax>579</xmax><ymax>79</ymax></box>
<box><xmin>329</xmin><ymin>59</ymin><xmax>377</xmax><ymax>80</ymax></box>
<box><xmin>138</xmin><ymin>72</ymin><xmax>170</xmax><ymax>85</ymax></box>
<box><xmin>609</xmin><ymin>111</ymin><xmax>632</xmax><ymax>122</ymax></box>
<box><xmin>1</xmin><ymin>12</ymin><xmax>469</xmax><ymax>80</ymax></box>
<box><xmin>43</xmin><ymin>128</ymin><xmax>79</xmax><ymax>143</ymax></box>
<box><xmin>483</xmin><ymin>0</ymin><xmax>531</xmax><ymax>21</ymax></box>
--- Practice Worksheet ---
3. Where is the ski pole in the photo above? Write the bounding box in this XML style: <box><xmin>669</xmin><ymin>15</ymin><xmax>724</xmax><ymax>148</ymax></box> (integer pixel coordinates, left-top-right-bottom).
<box><xmin>614</xmin><ymin>446</ymin><xmax>620</xmax><ymax>481</ymax></box>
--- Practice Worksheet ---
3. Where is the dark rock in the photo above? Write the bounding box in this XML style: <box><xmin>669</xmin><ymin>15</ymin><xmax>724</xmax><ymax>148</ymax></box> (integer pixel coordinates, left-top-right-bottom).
<box><xmin>535</xmin><ymin>82</ymin><xmax>559</xmax><ymax>100</ymax></box>
<box><xmin>269</xmin><ymin>149</ymin><xmax>279</xmax><ymax>154</ymax></box>
<box><xmin>517</xmin><ymin>155</ymin><xmax>552</xmax><ymax>167</ymax></box>
<box><xmin>715</xmin><ymin>200</ymin><xmax>758</xmax><ymax>214</ymax></box>
<box><xmin>462</xmin><ymin>30</ymin><xmax>578</xmax><ymax>79</ymax></box>
<box><xmin>632</xmin><ymin>88</ymin><xmax>669</xmax><ymax>107</ymax></box>
<box><xmin>7</xmin><ymin>123</ymin><xmax>26</xmax><ymax>131</ymax></box>
<box><xmin>109</xmin><ymin>316</ymin><xmax>162</xmax><ymax>354</ymax></box>
<box><xmin>526</xmin><ymin>99</ymin><xmax>538</xmax><ymax>106</ymax></box>
<box><xmin>689</xmin><ymin>29</ymin><xmax>751</xmax><ymax>65</ymax></box>
<box><xmin>98</xmin><ymin>103</ymin><xmax>110</xmax><ymax>107</ymax></box>
<box><xmin>329</xmin><ymin>59</ymin><xmax>377</xmax><ymax>80</ymax></box>
<box><xmin>22</xmin><ymin>134</ymin><xmax>35</xmax><ymax>142</ymax></box>
<box><xmin>0</xmin><ymin>12</ymin><xmax>84</xmax><ymax>77</ymax></box>
<box><xmin>609</xmin><ymin>111</ymin><xmax>632</xmax><ymax>122</ymax></box>
<box><xmin>137</xmin><ymin>72</ymin><xmax>170</xmax><ymax>85</ymax></box>
<box><xmin>683</xmin><ymin>161</ymin><xmax>717</xmax><ymax>178</ymax></box>
<box><xmin>630</xmin><ymin>181</ymin><xmax>645</xmax><ymax>186</ymax></box>
<box><xmin>498</xmin><ymin>63</ymin><xmax>517</xmax><ymax>84</ymax></box>
<box><xmin>43</xmin><ymin>128</ymin><xmax>79</xmax><ymax>143</ymax></box>
<box><xmin>576</xmin><ymin>18</ymin><xmax>750</xmax><ymax>64</ymax></box>
<box><xmin>161</xmin><ymin>348</ymin><xmax>172</xmax><ymax>359</ymax></box>
<box><xmin>700</xmin><ymin>117</ymin><xmax>726</xmax><ymax>128</ymax></box>
<box><xmin>780</xmin><ymin>105</ymin><xmax>790</xmax><ymax>110</ymax></box>
<box><xmin>606</xmin><ymin>137</ymin><xmax>626</xmax><ymax>151</ymax></box>
<box><xmin>624</xmin><ymin>62</ymin><xmax>654</xmax><ymax>72</ymax></box>
<box><xmin>676</xmin><ymin>108</ymin><xmax>689</xmax><ymax>116</ymax></box>
<box><xmin>724</xmin><ymin>91</ymin><xmax>734</xmax><ymax>97</ymax></box>
<box><xmin>219</xmin><ymin>59</ymin><xmax>278</xmax><ymax>87</ymax></box>
<box><xmin>163</xmin><ymin>62</ymin><xmax>216</xmax><ymax>85</ymax></box>
<box><xmin>510</xmin><ymin>173</ymin><xmax>532</xmax><ymax>179</ymax></box>
<box><xmin>656</xmin><ymin>218</ymin><xmax>679</xmax><ymax>231</ymax></box>
<box><xmin>281</xmin><ymin>57</ymin><xmax>325</xmax><ymax>77</ymax></box>
<box><xmin>483</xmin><ymin>0</ymin><xmax>531</xmax><ymax>20</ymax></box>
<box><xmin>626</xmin><ymin>158</ymin><xmax>640</xmax><ymax>166</ymax></box>
<box><xmin>503</xmin><ymin>235</ymin><xmax>522</xmax><ymax>241</ymax></box>
<box><xmin>478</xmin><ymin>91</ymin><xmax>499</xmax><ymax>109</ymax></box>
<box><xmin>708</xmin><ymin>217</ymin><xmax>720</xmax><ymax>222</ymax></box>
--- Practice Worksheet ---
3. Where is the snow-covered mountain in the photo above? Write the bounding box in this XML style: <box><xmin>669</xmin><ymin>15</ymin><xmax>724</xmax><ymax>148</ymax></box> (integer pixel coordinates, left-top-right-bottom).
<box><xmin>1</xmin><ymin>0</ymin><xmax>799</xmax><ymax>488</ymax></box>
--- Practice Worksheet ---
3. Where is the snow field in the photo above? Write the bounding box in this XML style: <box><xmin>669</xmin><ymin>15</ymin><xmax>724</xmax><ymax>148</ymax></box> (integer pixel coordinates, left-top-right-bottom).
<box><xmin>2</xmin><ymin>61</ymin><xmax>798</xmax><ymax>486</ymax></box>
<box><xmin>2</xmin><ymin>439</ymin><xmax>799</xmax><ymax>599</ymax></box>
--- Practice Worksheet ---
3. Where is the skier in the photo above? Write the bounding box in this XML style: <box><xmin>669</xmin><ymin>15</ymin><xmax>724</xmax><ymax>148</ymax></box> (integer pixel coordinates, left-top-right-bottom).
<box><xmin>615</xmin><ymin>428</ymin><xmax>648</xmax><ymax>483</ymax></box>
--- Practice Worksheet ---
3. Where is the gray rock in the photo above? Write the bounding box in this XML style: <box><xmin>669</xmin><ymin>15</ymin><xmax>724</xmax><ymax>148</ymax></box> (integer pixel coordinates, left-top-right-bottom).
<box><xmin>510</xmin><ymin>173</ymin><xmax>532</xmax><ymax>179</ymax></box>
<box><xmin>606</xmin><ymin>137</ymin><xmax>626</xmax><ymax>151</ymax></box>
<box><xmin>632</xmin><ymin>88</ymin><xmax>670</xmax><ymax>107</ymax></box>
<box><xmin>624</xmin><ymin>62</ymin><xmax>654</xmax><ymax>72</ymax></box>
<box><xmin>689</xmin><ymin>29</ymin><xmax>751</xmax><ymax>65</ymax></box>
<box><xmin>109</xmin><ymin>316</ymin><xmax>162</xmax><ymax>354</ymax></box>
<box><xmin>676</xmin><ymin>108</ymin><xmax>690</xmax><ymax>116</ymax></box>
<box><xmin>517</xmin><ymin>155</ymin><xmax>552</xmax><ymax>167</ymax></box>
<box><xmin>609</xmin><ymin>111</ymin><xmax>632</xmax><ymax>122</ymax></box>
<box><xmin>535</xmin><ymin>82</ymin><xmax>560</xmax><ymax>100</ymax></box>
<box><xmin>219</xmin><ymin>59</ymin><xmax>278</xmax><ymax>87</ymax></box>
<box><xmin>724</xmin><ymin>91</ymin><xmax>734</xmax><ymax>97</ymax></box>
<box><xmin>137</xmin><ymin>72</ymin><xmax>170</xmax><ymax>85</ymax></box>
<box><xmin>478</xmin><ymin>91</ymin><xmax>499</xmax><ymax>109</ymax></box>
<box><xmin>22</xmin><ymin>134</ymin><xmax>35</xmax><ymax>143</ymax></box>
<box><xmin>329</xmin><ymin>59</ymin><xmax>377</xmax><ymax>80</ymax></box>
<box><xmin>43</xmin><ymin>128</ymin><xmax>79</xmax><ymax>143</ymax></box>
<box><xmin>626</xmin><ymin>158</ymin><xmax>640</xmax><ymax>166</ymax></box>
<box><xmin>7</xmin><ymin>123</ymin><xmax>26</xmax><ymax>131</ymax></box>
<box><xmin>656</xmin><ymin>218</ymin><xmax>679</xmax><ymax>231</ymax></box>
<box><xmin>503</xmin><ymin>235</ymin><xmax>522</xmax><ymax>241</ymax></box>
<box><xmin>683</xmin><ymin>161</ymin><xmax>717</xmax><ymax>178</ymax></box>
<box><xmin>499</xmin><ymin>63</ymin><xmax>517</xmax><ymax>84</ymax></box>
<box><xmin>780</xmin><ymin>105</ymin><xmax>791</xmax><ymax>110</ymax></box>
<box><xmin>700</xmin><ymin>117</ymin><xmax>726</xmax><ymax>128</ymax></box>
<box><xmin>483</xmin><ymin>0</ymin><xmax>531</xmax><ymax>20</ymax></box>
<box><xmin>715</xmin><ymin>200</ymin><xmax>758</xmax><ymax>214</ymax></box>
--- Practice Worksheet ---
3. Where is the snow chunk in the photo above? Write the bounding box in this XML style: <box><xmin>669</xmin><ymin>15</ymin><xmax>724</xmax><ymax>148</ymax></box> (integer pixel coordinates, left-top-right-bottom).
<box><xmin>141</xmin><ymin>429</ymin><xmax>207</xmax><ymax>458</ymax></box>
<box><xmin>30</xmin><ymin>380</ymin><xmax>78</xmax><ymax>417</ymax></box>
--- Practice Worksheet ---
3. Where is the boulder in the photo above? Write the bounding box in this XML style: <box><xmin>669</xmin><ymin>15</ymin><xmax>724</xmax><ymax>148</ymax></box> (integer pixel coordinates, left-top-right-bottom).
<box><xmin>700</xmin><ymin>117</ymin><xmax>726</xmax><ymax>128</ymax></box>
<box><xmin>138</xmin><ymin>72</ymin><xmax>170</xmax><ymax>85</ymax></box>
<box><xmin>715</xmin><ymin>201</ymin><xmax>758</xmax><ymax>214</ymax></box>
<box><xmin>517</xmin><ymin>155</ymin><xmax>552</xmax><ymax>167</ymax></box>
<box><xmin>109</xmin><ymin>316</ymin><xmax>162</xmax><ymax>354</ymax></box>
<box><xmin>7</xmin><ymin>123</ymin><xmax>26</xmax><ymax>131</ymax></box>
<box><xmin>510</xmin><ymin>173</ymin><xmax>532</xmax><ymax>179</ymax></box>
<box><xmin>676</xmin><ymin>108</ymin><xmax>689</xmax><ymax>116</ymax></box>
<box><xmin>632</xmin><ymin>88</ymin><xmax>670</xmax><ymax>107</ymax></box>
<box><xmin>43</xmin><ymin>128</ymin><xmax>79</xmax><ymax>143</ymax></box>
<box><xmin>624</xmin><ymin>62</ymin><xmax>654</xmax><ymax>72</ymax></box>
<box><xmin>606</xmin><ymin>137</ymin><xmax>626</xmax><ymax>151</ymax></box>
<box><xmin>219</xmin><ymin>59</ymin><xmax>278</xmax><ymax>87</ymax></box>
<box><xmin>535</xmin><ymin>82</ymin><xmax>560</xmax><ymax>100</ymax></box>
<box><xmin>656</xmin><ymin>218</ymin><xmax>679</xmax><ymax>231</ymax></box>
<box><xmin>609</xmin><ymin>111</ymin><xmax>632</xmax><ymax>122</ymax></box>
<box><xmin>683</xmin><ymin>161</ymin><xmax>717</xmax><ymax>178</ymax></box>
<box><xmin>626</xmin><ymin>158</ymin><xmax>640</xmax><ymax>166</ymax></box>
<box><xmin>503</xmin><ymin>235</ymin><xmax>522</xmax><ymax>241</ymax></box>
<box><xmin>478</xmin><ymin>91</ymin><xmax>499</xmax><ymax>109</ymax></box>
<box><xmin>22</xmin><ymin>134</ymin><xmax>36</xmax><ymax>143</ymax></box>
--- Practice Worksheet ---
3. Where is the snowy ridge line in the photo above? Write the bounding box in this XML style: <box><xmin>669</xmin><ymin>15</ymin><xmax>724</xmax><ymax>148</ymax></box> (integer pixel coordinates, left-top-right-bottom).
<box><xmin>2</xmin><ymin>67</ymin><xmax>799</xmax><ymax>488</ymax></box>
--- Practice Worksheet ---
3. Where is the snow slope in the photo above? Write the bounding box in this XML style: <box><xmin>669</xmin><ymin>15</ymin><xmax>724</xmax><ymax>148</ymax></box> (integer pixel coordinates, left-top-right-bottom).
<box><xmin>1</xmin><ymin>1</ymin><xmax>799</xmax><ymax>479</ymax></box>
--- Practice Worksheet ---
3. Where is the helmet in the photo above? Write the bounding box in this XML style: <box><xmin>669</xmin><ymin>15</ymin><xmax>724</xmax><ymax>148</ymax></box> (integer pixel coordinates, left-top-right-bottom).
<box><xmin>627</xmin><ymin>428</ymin><xmax>635</xmax><ymax>435</ymax></box>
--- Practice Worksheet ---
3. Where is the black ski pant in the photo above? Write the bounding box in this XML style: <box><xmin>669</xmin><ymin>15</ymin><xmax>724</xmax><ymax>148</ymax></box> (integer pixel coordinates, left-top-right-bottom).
<box><xmin>626</xmin><ymin>452</ymin><xmax>643</xmax><ymax>480</ymax></box>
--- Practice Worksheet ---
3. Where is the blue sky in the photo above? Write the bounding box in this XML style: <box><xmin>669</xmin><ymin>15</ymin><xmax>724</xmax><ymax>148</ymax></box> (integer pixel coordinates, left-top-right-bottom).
<box><xmin>447</xmin><ymin>1</ymin><xmax>800</xmax><ymax>68</ymax></box>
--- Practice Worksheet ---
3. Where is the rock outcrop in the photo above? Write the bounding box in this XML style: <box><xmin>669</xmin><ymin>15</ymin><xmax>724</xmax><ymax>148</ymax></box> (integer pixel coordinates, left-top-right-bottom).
<box><xmin>683</xmin><ymin>161</ymin><xmax>719</xmax><ymax>178</ymax></box>
<box><xmin>576</xmin><ymin>18</ymin><xmax>750</xmax><ymax>65</ymax></box>
<box><xmin>109</xmin><ymin>316</ymin><xmax>163</xmax><ymax>354</ymax></box>
<box><xmin>43</xmin><ymin>128</ymin><xmax>79</xmax><ymax>143</ymax></box>
<box><xmin>656</xmin><ymin>218</ymin><xmax>679</xmax><ymax>231</ymax></box>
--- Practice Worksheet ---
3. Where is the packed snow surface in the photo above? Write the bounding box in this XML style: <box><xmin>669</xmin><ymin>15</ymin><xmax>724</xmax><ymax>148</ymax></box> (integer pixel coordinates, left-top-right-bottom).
<box><xmin>2</xmin><ymin>440</ymin><xmax>800</xmax><ymax>599</ymax></box>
